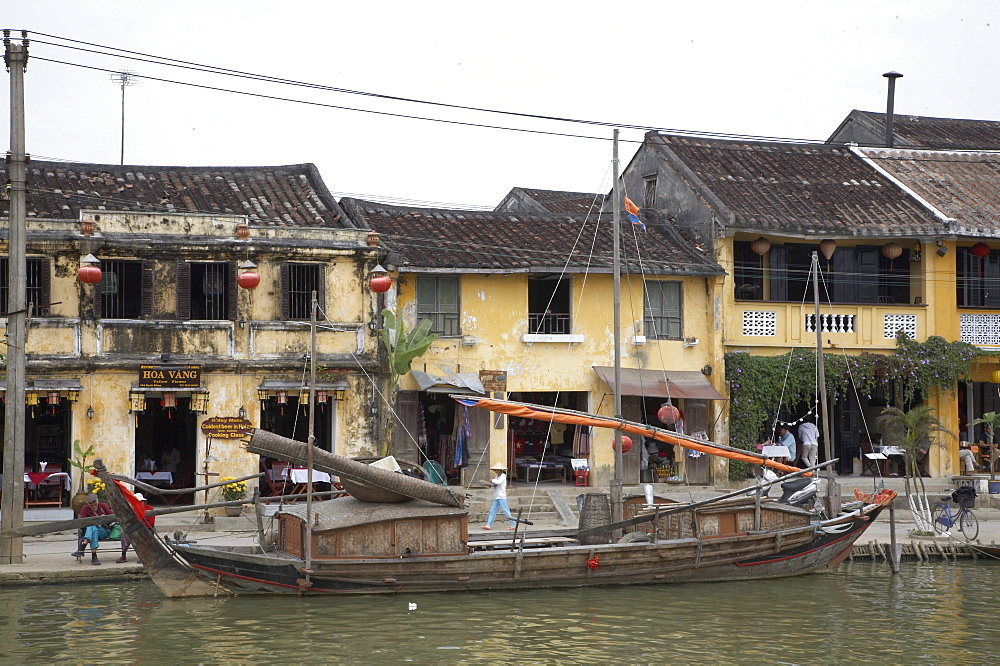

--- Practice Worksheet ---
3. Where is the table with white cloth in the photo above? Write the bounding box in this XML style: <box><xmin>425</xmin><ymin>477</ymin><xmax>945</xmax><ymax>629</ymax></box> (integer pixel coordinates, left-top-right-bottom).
<box><xmin>283</xmin><ymin>468</ymin><xmax>333</xmax><ymax>498</ymax></box>
<box><xmin>23</xmin><ymin>472</ymin><xmax>72</xmax><ymax>507</ymax></box>
<box><xmin>135</xmin><ymin>471</ymin><xmax>174</xmax><ymax>486</ymax></box>
<box><xmin>878</xmin><ymin>446</ymin><xmax>906</xmax><ymax>476</ymax></box>
<box><xmin>761</xmin><ymin>445</ymin><xmax>792</xmax><ymax>462</ymax></box>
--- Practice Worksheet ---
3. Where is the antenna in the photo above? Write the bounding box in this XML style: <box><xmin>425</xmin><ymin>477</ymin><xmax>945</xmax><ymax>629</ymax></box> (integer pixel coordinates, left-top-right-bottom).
<box><xmin>110</xmin><ymin>70</ymin><xmax>137</xmax><ymax>165</ymax></box>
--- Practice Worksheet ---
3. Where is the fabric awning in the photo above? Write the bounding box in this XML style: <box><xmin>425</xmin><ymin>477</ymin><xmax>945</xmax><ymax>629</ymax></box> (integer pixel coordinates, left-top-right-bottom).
<box><xmin>412</xmin><ymin>371</ymin><xmax>485</xmax><ymax>395</ymax></box>
<box><xmin>592</xmin><ymin>366</ymin><xmax>724</xmax><ymax>400</ymax></box>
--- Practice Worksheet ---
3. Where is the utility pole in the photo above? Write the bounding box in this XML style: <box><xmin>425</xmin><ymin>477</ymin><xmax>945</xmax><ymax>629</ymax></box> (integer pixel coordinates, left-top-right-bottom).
<box><xmin>610</xmin><ymin>129</ymin><xmax>623</xmax><ymax>528</ymax></box>
<box><xmin>111</xmin><ymin>71</ymin><xmax>136</xmax><ymax>165</ymax></box>
<box><xmin>1</xmin><ymin>31</ymin><xmax>29</xmax><ymax>565</ymax></box>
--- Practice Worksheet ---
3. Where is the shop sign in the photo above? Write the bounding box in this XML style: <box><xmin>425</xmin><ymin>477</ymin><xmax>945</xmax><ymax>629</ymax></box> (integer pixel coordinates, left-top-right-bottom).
<box><xmin>139</xmin><ymin>365</ymin><xmax>201</xmax><ymax>388</ymax></box>
<box><xmin>479</xmin><ymin>369</ymin><xmax>507</xmax><ymax>392</ymax></box>
<box><xmin>200</xmin><ymin>416</ymin><xmax>253</xmax><ymax>439</ymax></box>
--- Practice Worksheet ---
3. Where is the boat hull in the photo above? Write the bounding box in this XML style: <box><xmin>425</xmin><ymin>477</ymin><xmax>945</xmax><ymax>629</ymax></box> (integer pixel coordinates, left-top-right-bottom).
<box><xmin>172</xmin><ymin>505</ymin><xmax>884</xmax><ymax>595</ymax></box>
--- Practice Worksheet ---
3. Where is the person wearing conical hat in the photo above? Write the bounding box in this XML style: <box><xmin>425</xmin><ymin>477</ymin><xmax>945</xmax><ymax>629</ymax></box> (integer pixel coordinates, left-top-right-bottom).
<box><xmin>482</xmin><ymin>463</ymin><xmax>516</xmax><ymax>531</ymax></box>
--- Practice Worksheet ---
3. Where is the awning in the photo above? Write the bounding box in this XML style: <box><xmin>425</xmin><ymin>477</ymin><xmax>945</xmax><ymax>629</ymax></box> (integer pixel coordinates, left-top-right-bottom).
<box><xmin>592</xmin><ymin>366</ymin><xmax>724</xmax><ymax>400</ymax></box>
<box><xmin>412</xmin><ymin>371</ymin><xmax>485</xmax><ymax>395</ymax></box>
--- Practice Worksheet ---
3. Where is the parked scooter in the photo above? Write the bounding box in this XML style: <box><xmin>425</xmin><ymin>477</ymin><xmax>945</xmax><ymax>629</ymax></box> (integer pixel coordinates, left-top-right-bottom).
<box><xmin>747</xmin><ymin>468</ymin><xmax>818</xmax><ymax>509</ymax></box>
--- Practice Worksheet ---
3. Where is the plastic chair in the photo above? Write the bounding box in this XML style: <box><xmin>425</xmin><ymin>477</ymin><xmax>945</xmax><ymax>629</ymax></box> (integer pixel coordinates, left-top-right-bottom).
<box><xmin>422</xmin><ymin>460</ymin><xmax>448</xmax><ymax>486</ymax></box>
<box><xmin>574</xmin><ymin>470</ymin><xmax>589</xmax><ymax>487</ymax></box>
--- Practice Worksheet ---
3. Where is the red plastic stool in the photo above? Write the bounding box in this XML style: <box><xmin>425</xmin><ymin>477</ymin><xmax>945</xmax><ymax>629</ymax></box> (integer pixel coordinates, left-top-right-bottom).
<box><xmin>574</xmin><ymin>470</ymin><xmax>589</xmax><ymax>487</ymax></box>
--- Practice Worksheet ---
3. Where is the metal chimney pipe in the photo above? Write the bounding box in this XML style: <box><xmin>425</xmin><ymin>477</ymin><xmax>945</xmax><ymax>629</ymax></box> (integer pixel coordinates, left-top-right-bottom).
<box><xmin>883</xmin><ymin>71</ymin><xmax>903</xmax><ymax>148</ymax></box>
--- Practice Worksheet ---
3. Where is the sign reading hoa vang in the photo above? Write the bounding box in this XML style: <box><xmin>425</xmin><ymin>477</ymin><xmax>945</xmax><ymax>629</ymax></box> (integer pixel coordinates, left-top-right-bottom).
<box><xmin>138</xmin><ymin>365</ymin><xmax>202</xmax><ymax>389</ymax></box>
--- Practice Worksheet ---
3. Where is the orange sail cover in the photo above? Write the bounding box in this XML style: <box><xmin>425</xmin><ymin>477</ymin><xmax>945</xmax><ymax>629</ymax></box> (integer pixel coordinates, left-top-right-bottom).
<box><xmin>457</xmin><ymin>396</ymin><xmax>806</xmax><ymax>475</ymax></box>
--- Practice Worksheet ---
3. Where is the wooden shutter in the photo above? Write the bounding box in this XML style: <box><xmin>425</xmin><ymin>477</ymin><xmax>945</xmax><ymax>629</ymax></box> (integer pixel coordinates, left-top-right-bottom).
<box><xmin>985</xmin><ymin>253</ymin><xmax>1000</xmax><ymax>308</ymax></box>
<box><xmin>316</xmin><ymin>264</ymin><xmax>327</xmax><ymax>321</ymax></box>
<box><xmin>176</xmin><ymin>260</ymin><xmax>191</xmax><ymax>320</ymax></box>
<box><xmin>856</xmin><ymin>246</ymin><xmax>880</xmax><ymax>303</ymax></box>
<box><xmin>279</xmin><ymin>263</ymin><xmax>290</xmax><ymax>320</ymax></box>
<box><xmin>92</xmin><ymin>268</ymin><xmax>103</xmax><ymax>319</ymax></box>
<box><xmin>394</xmin><ymin>390</ymin><xmax>421</xmax><ymax>461</ymax></box>
<box><xmin>769</xmin><ymin>245</ymin><xmax>787</xmax><ymax>302</ymax></box>
<box><xmin>227</xmin><ymin>261</ymin><xmax>238</xmax><ymax>320</ymax></box>
<box><xmin>832</xmin><ymin>246</ymin><xmax>856</xmax><ymax>303</ymax></box>
<box><xmin>37</xmin><ymin>257</ymin><xmax>51</xmax><ymax>316</ymax></box>
<box><xmin>141</xmin><ymin>260</ymin><xmax>156</xmax><ymax>318</ymax></box>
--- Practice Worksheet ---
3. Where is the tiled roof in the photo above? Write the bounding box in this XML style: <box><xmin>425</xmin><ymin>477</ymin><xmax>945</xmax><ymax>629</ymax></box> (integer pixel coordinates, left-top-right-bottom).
<box><xmin>340</xmin><ymin>198</ymin><xmax>722</xmax><ymax>276</ymax></box>
<box><xmin>829</xmin><ymin>110</ymin><xmax>1000</xmax><ymax>150</ymax></box>
<box><xmin>859</xmin><ymin>147</ymin><xmax>1000</xmax><ymax>236</ymax></box>
<box><xmin>494</xmin><ymin>187</ymin><xmax>605</xmax><ymax>215</ymax></box>
<box><xmin>0</xmin><ymin>161</ymin><xmax>346</xmax><ymax>226</ymax></box>
<box><xmin>651</xmin><ymin>134</ymin><xmax>943</xmax><ymax>237</ymax></box>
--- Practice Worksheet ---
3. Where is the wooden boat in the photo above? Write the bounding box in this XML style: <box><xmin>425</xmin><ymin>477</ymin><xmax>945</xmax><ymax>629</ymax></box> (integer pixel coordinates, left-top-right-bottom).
<box><xmin>90</xmin><ymin>431</ymin><xmax>895</xmax><ymax>597</ymax></box>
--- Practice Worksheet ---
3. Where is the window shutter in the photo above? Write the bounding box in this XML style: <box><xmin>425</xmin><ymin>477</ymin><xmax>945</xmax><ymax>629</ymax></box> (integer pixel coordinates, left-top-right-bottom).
<box><xmin>856</xmin><ymin>246</ymin><xmax>879</xmax><ymax>304</ymax></box>
<box><xmin>832</xmin><ymin>247</ymin><xmax>856</xmax><ymax>303</ymax></box>
<box><xmin>769</xmin><ymin>245</ymin><xmax>787</xmax><ymax>302</ymax></box>
<box><xmin>176</xmin><ymin>260</ymin><xmax>191</xmax><ymax>320</ymax></box>
<box><xmin>985</xmin><ymin>253</ymin><xmax>1000</xmax><ymax>308</ymax></box>
<box><xmin>141</xmin><ymin>260</ymin><xmax>155</xmax><ymax>318</ymax></box>
<box><xmin>92</xmin><ymin>269</ymin><xmax>103</xmax><ymax>319</ymax></box>
<box><xmin>37</xmin><ymin>257</ymin><xmax>51</xmax><ymax>315</ymax></box>
<box><xmin>316</xmin><ymin>264</ymin><xmax>327</xmax><ymax>321</ymax></box>
<box><xmin>280</xmin><ymin>263</ymin><xmax>290</xmax><ymax>320</ymax></box>
<box><xmin>227</xmin><ymin>261</ymin><xmax>238</xmax><ymax>320</ymax></box>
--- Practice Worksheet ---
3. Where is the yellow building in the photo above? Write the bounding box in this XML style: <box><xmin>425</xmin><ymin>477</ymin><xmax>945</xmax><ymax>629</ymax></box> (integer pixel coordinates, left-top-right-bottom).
<box><xmin>342</xmin><ymin>197</ymin><xmax>728</xmax><ymax>488</ymax></box>
<box><xmin>1</xmin><ymin>162</ymin><xmax>386</xmax><ymax>506</ymax></box>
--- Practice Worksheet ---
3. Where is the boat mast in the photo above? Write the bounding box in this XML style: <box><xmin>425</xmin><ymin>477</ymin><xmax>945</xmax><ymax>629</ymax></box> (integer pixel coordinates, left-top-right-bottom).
<box><xmin>305</xmin><ymin>290</ymin><xmax>318</xmax><ymax>577</ymax></box>
<box><xmin>811</xmin><ymin>252</ymin><xmax>838</xmax><ymax>513</ymax></box>
<box><xmin>610</xmin><ymin>129</ymin><xmax>624</xmax><ymax>526</ymax></box>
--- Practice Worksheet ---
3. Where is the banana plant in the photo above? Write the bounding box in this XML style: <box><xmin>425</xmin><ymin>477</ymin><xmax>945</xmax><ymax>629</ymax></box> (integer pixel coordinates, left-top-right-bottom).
<box><xmin>67</xmin><ymin>439</ymin><xmax>96</xmax><ymax>490</ymax></box>
<box><xmin>377</xmin><ymin>308</ymin><xmax>437</xmax><ymax>455</ymax></box>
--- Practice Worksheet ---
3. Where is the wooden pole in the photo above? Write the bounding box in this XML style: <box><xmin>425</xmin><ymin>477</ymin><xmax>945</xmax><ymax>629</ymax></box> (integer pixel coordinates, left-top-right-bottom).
<box><xmin>304</xmin><ymin>291</ymin><xmax>318</xmax><ymax>576</ymax></box>
<box><xmin>610</xmin><ymin>129</ymin><xmax>624</xmax><ymax>530</ymax></box>
<box><xmin>888</xmin><ymin>500</ymin><xmax>900</xmax><ymax>574</ymax></box>
<box><xmin>812</xmin><ymin>252</ymin><xmax>840</xmax><ymax>515</ymax></box>
<box><xmin>1</xmin><ymin>34</ymin><xmax>28</xmax><ymax>566</ymax></box>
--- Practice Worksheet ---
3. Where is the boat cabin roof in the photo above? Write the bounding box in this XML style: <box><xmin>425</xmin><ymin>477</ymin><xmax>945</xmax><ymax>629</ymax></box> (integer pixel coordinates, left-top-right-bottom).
<box><xmin>278</xmin><ymin>497</ymin><xmax>467</xmax><ymax>531</ymax></box>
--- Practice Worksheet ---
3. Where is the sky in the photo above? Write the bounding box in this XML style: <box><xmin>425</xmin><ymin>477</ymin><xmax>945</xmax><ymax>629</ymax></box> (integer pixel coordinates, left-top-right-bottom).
<box><xmin>2</xmin><ymin>1</ymin><xmax>998</xmax><ymax>211</ymax></box>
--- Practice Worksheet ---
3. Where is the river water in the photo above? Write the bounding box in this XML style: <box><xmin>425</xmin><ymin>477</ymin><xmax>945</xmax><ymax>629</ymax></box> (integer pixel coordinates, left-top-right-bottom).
<box><xmin>2</xmin><ymin>561</ymin><xmax>997</xmax><ymax>664</ymax></box>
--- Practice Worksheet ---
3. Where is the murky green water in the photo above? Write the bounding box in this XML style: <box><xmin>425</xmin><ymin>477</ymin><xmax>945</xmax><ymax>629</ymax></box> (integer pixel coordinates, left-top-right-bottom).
<box><xmin>1</xmin><ymin>562</ymin><xmax>998</xmax><ymax>664</ymax></box>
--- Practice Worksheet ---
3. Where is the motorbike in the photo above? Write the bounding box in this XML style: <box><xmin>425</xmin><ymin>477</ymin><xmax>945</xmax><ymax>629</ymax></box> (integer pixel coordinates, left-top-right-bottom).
<box><xmin>747</xmin><ymin>468</ymin><xmax>818</xmax><ymax>509</ymax></box>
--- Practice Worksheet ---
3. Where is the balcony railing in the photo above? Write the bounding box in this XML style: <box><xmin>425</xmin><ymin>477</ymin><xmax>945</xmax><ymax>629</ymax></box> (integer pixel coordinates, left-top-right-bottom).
<box><xmin>731</xmin><ymin>304</ymin><xmax>924</xmax><ymax>348</ymax></box>
<box><xmin>528</xmin><ymin>311</ymin><xmax>571</xmax><ymax>335</ymax></box>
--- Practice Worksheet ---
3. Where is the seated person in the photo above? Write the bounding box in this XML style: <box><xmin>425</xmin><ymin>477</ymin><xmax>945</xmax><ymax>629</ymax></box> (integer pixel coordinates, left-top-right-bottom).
<box><xmin>73</xmin><ymin>493</ymin><xmax>114</xmax><ymax>565</ymax></box>
<box><xmin>915</xmin><ymin>440</ymin><xmax>931</xmax><ymax>477</ymax></box>
<box><xmin>118</xmin><ymin>492</ymin><xmax>155</xmax><ymax>563</ymax></box>
<box><xmin>958</xmin><ymin>441</ymin><xmax>976</xmax><ymax>476</ymax></box>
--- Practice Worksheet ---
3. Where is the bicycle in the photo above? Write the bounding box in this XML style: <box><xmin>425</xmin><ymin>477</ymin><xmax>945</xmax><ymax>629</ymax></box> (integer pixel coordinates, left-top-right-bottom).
<box><xmin>931</xmin><ymin>488</ymin><xmax>979</xmax><ymax>541</ymax></box>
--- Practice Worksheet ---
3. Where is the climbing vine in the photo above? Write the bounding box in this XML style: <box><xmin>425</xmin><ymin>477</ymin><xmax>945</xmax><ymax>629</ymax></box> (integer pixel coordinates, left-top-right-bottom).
<box><xmin>724</xmin><ymin>335</ymin><xmax>989</xmax><ymax>480</ymax></box>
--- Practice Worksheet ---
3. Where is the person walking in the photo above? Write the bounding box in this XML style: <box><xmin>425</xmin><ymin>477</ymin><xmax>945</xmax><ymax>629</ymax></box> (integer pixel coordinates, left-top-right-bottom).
<box><xmin>482</xmin><ymin>464</ymin><xmax>516</xmax><ymax>530</ymax></box>
<box><xmin>798</xmin><ymin>421</ymin><xmax>820</xmax><ymax>468</ymax></box>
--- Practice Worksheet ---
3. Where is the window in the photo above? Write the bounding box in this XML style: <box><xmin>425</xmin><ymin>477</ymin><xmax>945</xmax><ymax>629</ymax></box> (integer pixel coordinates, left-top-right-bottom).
<box><xmin>177</xmin><ymin>261</ymin><xmax>236</xmax><ymax>320</ymax></box>
<box><xmin>644</xmin><ymin>281</ymin><xmax>682</xmax><ymax>339</ymax></box>
<box><xmin>417</xmin><ymin>276</ymin><xmax>460</xmax><ymax>336</ymax></box>
<box><xmin>0</xmin><ymin>257</ymin><xmax>50</xmax><ymax>315</ymax></box>
<box><xmin>957</xmin><ymin>247</ymin><xmax>1000</xmax><ymax>308</ymax></box>
<box><xmin>643</xmin><ymin>176</ymin><xmax>657</xmax><ymax>209</ymax></box>
<box><xmin>96</xmin><ymin>260</ymin><xmax>153</xmax><ymax>319</ymax></box>
<box><xmin>527</xmin><ymin>276</ymin><xmax>571</xmax><ymax>334</ymax></box>
<box><xmin>280</xmin><ymin>263</ymin><xmax>326</xmax><ymax>320</ymax></box>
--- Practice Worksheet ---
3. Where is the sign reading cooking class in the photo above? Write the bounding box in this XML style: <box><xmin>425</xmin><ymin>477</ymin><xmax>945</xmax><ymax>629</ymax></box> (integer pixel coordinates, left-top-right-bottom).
<box><xmin>138</xmin><ymin>364</ymin><xmax>202</xmax><ymax>389</ymax></box>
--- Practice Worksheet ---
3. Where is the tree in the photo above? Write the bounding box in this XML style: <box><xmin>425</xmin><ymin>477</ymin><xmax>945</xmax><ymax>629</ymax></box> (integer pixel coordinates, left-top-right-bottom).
<box><xmin>875</xmin><ymin>405</ymin><xmax>952</xmax><ymax>532</ymax></box>
<box><xmin>377</xmin><ymin>308</ymin><xmax>437</xmax><ymax>456</ymax></box>
<box><xmin>969</xmin><ymin>411</ymin><xmax>1000</xmax><ymax>481</ymax></box>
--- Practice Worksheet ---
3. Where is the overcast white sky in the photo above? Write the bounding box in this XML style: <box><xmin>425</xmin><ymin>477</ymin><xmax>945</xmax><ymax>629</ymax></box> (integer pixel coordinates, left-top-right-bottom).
<box><xmin>2</xmin><ymin>1</ymin><xmax>998</xmax><ymax>210</ymax></box>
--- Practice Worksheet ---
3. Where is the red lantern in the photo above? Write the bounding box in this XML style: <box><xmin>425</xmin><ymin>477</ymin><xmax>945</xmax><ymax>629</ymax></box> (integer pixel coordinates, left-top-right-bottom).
<box><xmin>613</xmin><ymin>435</ymin><xmax>633</xmax><ymax>453</ymax></box>
<box><xmin>369</xmin><ymin>265</ymin><xmax>392</xmax><ymax>294</ymax></box>
<box><xmin>237</xmin><ymin>271</ymin><xmax>261</xmax><ymax>290</ymax></box>
<box><xmin>77</xmin><ymin>254</ymin><xmax>102</xmax><ymax>284</ymax></box>
<box><xmin>658</xmin><ymin>404</ymin><xmax>680</xmax><ymax>425</ymax></box>
<box><xmin>971</xmin><ymin>242</ymin><xmax>990</xmax><ymax>258</ymax></box>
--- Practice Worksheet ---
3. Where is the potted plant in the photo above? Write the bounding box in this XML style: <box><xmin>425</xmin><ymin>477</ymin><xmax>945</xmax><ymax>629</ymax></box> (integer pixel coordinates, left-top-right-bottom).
<box><xmin>220</xmin><ymin>477</ymin><xmax>247</xmax><ymax>516</ymax></box>
<box><xmin>67</xmin><ymin>440</ymin><xmax>96</xmax><ymax>516</ymax></box>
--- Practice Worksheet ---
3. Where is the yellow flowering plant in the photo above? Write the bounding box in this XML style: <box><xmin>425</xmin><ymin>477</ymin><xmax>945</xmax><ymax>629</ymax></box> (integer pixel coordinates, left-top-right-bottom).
<box><xmin>86</xmin><ymin>478</ymin><xmax>108</xmax><ymax>501</ymax></box>
<box><xmin>220</xmin><ymin>477</ymin><xmax>247</xmax><ymax>502</ymax></box>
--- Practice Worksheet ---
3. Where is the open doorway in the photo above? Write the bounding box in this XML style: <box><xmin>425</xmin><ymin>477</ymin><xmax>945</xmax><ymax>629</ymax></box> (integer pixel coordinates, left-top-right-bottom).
<box><xmin>135</xmin><ymin>396</ymin><xmax>198</xmax><ymax>503</ymax></box>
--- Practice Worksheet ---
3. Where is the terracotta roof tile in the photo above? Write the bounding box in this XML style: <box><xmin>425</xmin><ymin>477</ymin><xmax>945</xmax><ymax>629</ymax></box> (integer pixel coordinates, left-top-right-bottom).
<box><xmin>0</xmin><ymin>161</ymin><xmax>345</xmax><ymax>226</ymax></box>
<box><xmin>653</xmin><ymin>134</ymin><xmax>943</xmax><ymax>237</ymax></box>
<box><xmin>340</xmin><ymin>199</ymin><xmax>722</xmax><ymax>276</ymax></box>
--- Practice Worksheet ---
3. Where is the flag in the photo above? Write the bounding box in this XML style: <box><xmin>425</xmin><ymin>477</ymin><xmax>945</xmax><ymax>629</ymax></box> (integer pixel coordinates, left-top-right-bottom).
<box><xmin>623</xmin><ymin>197</ymin><xmax>646</xmax><ymax>231</ymax></box>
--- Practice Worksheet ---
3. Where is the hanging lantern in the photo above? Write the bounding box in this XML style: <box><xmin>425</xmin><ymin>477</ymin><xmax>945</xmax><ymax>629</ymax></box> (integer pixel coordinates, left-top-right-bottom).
<box><xmin>237</xmin><ymin>260</ymin><xmax>261</xmax><ymax>290</ymax></box>
<box><xmin>613</xmin><ymin>435</ymin><xmax>633</xmax><ymax>453</ymax></box>
<box><xmin>77</xmin><ymin>254</ymin><xmax>103</xmax><ymax>284</ymax></box>
<box><xmin>819</xmin><ymin>239</ymin><xmax>837</xmax><ymax>261</ymax></box>
<box><xmin>881</xmin><ymin>242</ymin><xmax>903</xmax><ymax>260</ymax></box>
<box><xmin>316</xmin><ymin>390</ymin><xmax>328</xmax><ymax>404</ymax></box>
<box><xmin>161</xmin><ymin>393</ymin><xmax>177</xmax><ymax>408</ymax></box>
<box><xmin>369</xmin><ymin>264</ymin><xmax>392</xmax><ymax>294</ymax></box>
<box><xmin>657</xmin><ymin>403</ymin><xmax>681</xmax><ymax>425</ymax></box>
<box><xmin>749</xmin><ymin>237</ymin><xmax>771</xmax><ymax>256</ymax></box>
<box><xmin>276</xmin><ymin>389</ymin><xmax>287</xmax><ymax>416</ymax></box>
<box><xmin>971</xmin><ymin>242</ymin><xmax>990</xmax><ymax>258</ymax></box>
<box><xmin>991</xmin><ymin>369</ymin><xmax>1000</xmax><ymax>385</ymax></box>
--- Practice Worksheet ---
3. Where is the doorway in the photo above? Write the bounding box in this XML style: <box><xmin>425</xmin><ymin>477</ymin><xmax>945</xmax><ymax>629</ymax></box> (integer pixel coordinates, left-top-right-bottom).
<box><xmin>135</xmin><ymin>396</ymin><xmax>198</xmax><ymax>503</ymax></box>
